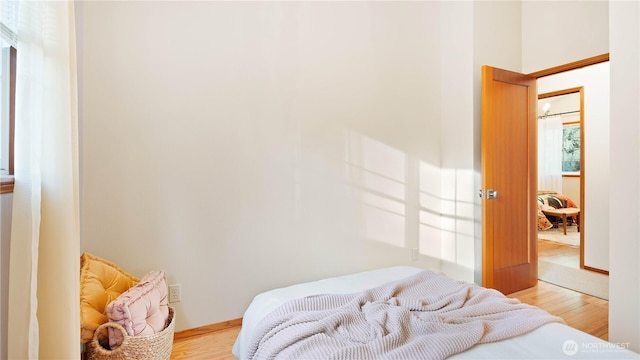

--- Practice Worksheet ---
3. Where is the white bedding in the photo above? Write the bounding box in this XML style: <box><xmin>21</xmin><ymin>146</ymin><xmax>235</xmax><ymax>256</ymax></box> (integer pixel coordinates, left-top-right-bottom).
<box><xmin>233</xmin><ymin>266</ymin><xmax>638</xmax><ymax>359</ymax></box>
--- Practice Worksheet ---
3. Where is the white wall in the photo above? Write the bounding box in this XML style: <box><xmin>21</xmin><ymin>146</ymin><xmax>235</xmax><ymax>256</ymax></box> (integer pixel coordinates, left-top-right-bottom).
<box><xmin>78</xmin><ymin>2</ymin><xmax>639</xmax><ymax>347</ymax></box>
<box><xmin>538</xmin><ymin>62</ymin><xmax>610</xmax><ymax>271</ymax></box>
<box><xmin>562</xmin><ymin>177</ymin><xmax>580</xmax><ymax>208</ymax></box>
<box><xmin>438</xmin><ymin>2</ymin><xmax>474</xmax><ymax>282</ymax></box>
<box><xmin>79</xmin><ymin>1</ymin><xmax>525</xmax><ymax>332</ymax></box>
<box><xmin>609</xmin><ymin>0</ymin><xmax>640</xmax><ymax>352</ymax></box>
<box><xmin>79</xmin><ymin>1</ymin><xmax>481</xmax><ymax>331</ymax></box>
<box><xmin>522</xmin><ymin>1</ymin><xmax>609</xmax><ymax>73</ymax></box>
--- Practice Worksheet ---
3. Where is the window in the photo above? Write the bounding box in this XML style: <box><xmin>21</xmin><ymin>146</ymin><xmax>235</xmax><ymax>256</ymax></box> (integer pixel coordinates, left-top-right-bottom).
<box><xmin>1</xmin><ymin>0</ymin><xmax>17</xmax><ymax>184</ymax></box>
<box><xmin>562</xmin><ymin>123</ymin><xmax>581</xmax><ymax>175</ymax></box>
<box><xmin>0</xmin><ymin>43</ymin><xmax>16</xmax><ymax>176</ymax></box>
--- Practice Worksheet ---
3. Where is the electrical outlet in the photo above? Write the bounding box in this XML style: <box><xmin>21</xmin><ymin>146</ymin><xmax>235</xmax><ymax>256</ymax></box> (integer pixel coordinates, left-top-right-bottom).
<box><xmin>169</xmin><ymin>284</ymin><xmax>181</xmax><ymax>303</ymax></box>
<box><xmin>411</xmin><ymin>248</ymin><xmax>419</xmax><ymax>261</ymax></box>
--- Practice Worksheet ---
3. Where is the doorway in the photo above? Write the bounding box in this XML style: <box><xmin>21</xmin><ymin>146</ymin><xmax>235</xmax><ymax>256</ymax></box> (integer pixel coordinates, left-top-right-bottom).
<box><xmin>533</xmin><ymin>59</ymin><xmax>610</xmax><ymax>299</ymax></box>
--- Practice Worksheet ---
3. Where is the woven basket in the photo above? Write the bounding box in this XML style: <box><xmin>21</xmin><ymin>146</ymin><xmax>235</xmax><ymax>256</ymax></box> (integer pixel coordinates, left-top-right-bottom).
<box><xmin>86</xmin><ymin>307</ymin><xmax>175</xmax><ymax>360</ymax></box>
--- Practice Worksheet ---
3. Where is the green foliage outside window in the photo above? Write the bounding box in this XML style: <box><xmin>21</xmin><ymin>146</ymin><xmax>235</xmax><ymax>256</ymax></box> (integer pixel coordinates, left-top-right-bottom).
<box><xmin>562</xmin><ymin>126</ymin><xmax>580</xmax><ymax>172</ymax></box>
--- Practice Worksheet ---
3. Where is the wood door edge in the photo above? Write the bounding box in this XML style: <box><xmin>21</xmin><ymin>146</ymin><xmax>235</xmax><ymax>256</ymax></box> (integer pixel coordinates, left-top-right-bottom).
<box><xmin>480</xmin><ymin>66</ymin><xmax>494</xmax><ymax>288</ymax></box>
<box><xmin>582</xmin><ymin>265</ymin><xmax>609</xmax><ymax>276</ymax></box>
<box><xmin>528</xmin><ymin>53</ymin><xmax>609</xmax><ymax>79</ymax></box>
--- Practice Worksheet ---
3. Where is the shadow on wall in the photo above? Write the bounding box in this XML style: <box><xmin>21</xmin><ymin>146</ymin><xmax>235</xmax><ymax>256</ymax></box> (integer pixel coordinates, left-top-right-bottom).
<box><xmin>343</xmin><ymin>129</ymin><xmax>475</xmax><ymax>275</ymax></box>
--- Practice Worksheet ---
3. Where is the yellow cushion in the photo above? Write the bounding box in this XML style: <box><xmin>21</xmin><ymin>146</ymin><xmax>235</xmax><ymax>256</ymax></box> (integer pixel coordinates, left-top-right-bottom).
<box><xmin>80</xmin><ymin>253</ymin><xmax>139</xmax><ymax>344</ymax></box>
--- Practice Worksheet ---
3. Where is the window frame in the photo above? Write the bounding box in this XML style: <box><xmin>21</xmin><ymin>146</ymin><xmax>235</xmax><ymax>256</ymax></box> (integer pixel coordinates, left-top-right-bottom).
<box><xmin>561</xmin><ymin>121</ymin><xmax>581</xmax><ymax>177</ymax></box>
<box><xmin>0</xmin><ymin>45</ymin><xmax>15</xmax><ymax>194</ymax></box>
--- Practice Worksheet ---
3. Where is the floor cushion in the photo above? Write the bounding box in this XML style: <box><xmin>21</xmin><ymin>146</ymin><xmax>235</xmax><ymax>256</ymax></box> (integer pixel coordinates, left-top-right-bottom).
<box><xmin>106</xmin><ymin>270</ymin><xmax>169</xmax><ymax>349</ymax></box>
<box><xmin>80</xmin><ymin>253</ymin><xmax>139</xmax><ymax>344</ymax></box>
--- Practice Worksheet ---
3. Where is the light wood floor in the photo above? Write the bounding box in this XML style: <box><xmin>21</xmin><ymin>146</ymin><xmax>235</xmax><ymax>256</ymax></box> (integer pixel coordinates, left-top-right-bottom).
<box><xmin>170</xmin><ymin>281</ymin><xmax>608</xmax><ymax>360</ymax></box>
<box><xmin>509</xmin><ymin>280</ymin><xmax>608</xmax><ymax>340</ymax></box>
<box><xmin>171</xmin><ymin>325</ymin><xmax>240</xmax><ymax>360</ymax></box>
<box><xmin>530</xmin><ymin>239</ymin><xmax>608</xmax><ymax>339</ymax></box>
<box><xmin>538</xmin><ymin>238</ymin><xmax>580</xmax><ymax>268</ymax></box>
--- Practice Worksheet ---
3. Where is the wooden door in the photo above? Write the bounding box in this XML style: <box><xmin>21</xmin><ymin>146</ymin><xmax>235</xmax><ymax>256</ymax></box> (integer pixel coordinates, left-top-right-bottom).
<box><xmin>481</xmin><ymin>65</ymin><xmax>537</xmax><ymax>295</ymax></box>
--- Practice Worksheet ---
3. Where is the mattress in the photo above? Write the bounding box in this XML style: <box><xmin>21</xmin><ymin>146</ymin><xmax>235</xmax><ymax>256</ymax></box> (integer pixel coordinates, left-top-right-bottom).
<box><xmin>232</xmin><ymin>266</ymin><xmax>638</xmax><ymax>359</ymax></box>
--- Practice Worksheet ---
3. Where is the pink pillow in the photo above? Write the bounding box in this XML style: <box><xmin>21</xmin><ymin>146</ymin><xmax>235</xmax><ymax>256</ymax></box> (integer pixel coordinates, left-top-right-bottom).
<box><xmin>106</xmin><ymin>271</ymin><xmax>169</xmax><ymax>349</ymax></box>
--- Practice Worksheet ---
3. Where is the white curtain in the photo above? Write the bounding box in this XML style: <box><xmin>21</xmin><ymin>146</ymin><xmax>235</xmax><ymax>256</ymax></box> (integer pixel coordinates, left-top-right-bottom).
<box><xmin>7</xmin><ymin>1</ymin><xmax>79</xmax><ymax>359</ymax></box>
<box><xmin>538</xmin><ymin>116</ymin><xmax>563</xmax><ymax>193</ymax></box>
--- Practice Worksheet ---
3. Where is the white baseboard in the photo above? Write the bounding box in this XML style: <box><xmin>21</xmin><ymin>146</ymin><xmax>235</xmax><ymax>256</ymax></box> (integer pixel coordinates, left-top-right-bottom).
<box><xmin>538</xmin><ymin>260</ymin><xmax>609</xmax><ymax>300</ymax></box>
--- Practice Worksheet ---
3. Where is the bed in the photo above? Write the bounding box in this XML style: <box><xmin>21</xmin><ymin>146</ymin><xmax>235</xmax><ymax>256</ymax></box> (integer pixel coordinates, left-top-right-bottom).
<box><xmin>232</xmin><ymin>266</ymin><xmax>638</xmax><ymax>359</ymax></box>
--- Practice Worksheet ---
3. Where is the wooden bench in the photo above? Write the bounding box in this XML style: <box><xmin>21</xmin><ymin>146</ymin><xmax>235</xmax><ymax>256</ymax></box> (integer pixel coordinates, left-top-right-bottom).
<box><xmin>541</xmin><ymin>207</ymin><xmax>580</xmax><ymax>235</ymax></box>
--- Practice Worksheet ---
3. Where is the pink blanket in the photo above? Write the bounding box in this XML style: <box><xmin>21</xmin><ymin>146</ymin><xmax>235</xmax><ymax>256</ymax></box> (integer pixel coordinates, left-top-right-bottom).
<box><xmin>248</xmin><ymin>271</ymin><xmax>563</xmax><ymax>360</ymax></box>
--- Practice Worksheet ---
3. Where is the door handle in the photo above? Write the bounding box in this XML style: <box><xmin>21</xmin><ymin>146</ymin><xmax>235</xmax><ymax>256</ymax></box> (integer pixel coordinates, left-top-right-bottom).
<box><xmin>486</xmin><ymin>189</ymin><xmax>498</xmax><ymax>199</ymax></box>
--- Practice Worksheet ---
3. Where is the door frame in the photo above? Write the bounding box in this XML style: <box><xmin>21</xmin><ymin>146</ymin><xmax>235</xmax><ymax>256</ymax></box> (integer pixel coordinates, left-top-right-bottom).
<box><xmin>528</xmin><ymin>54</ymin><xmax>609</xmax><ymax>79</ymax></box>
<box><xmin>530</xmin><ymin>53</ymin><xmax>609</xmax><ymax>275</ymax></box>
